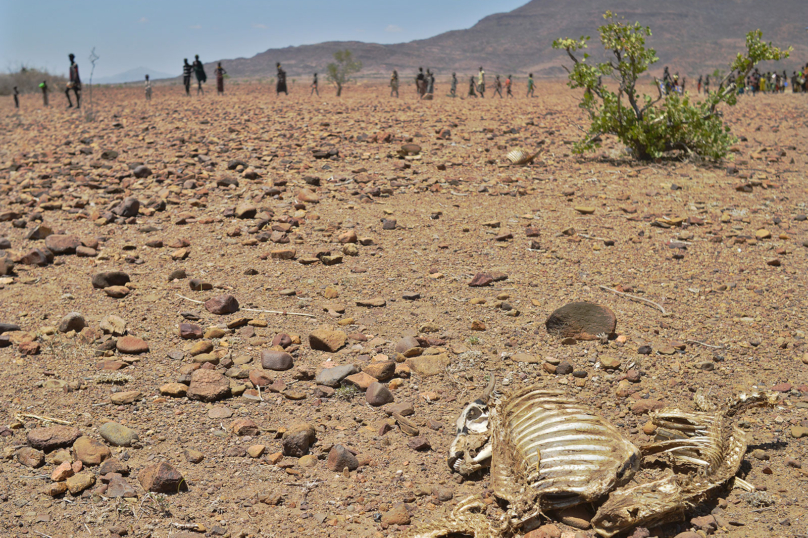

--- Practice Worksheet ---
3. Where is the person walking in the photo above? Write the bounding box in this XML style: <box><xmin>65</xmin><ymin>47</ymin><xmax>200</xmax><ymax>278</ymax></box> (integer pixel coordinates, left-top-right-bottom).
<box><xmin>468</xmin><ymin>75</ymin><xmax>477</xmax><ymax>98</ymax></box>
<box><xmin>310</xmin><ymin>72</ymin><xmax>319</xmax><ymax>96</ymax></box>
<box><xmin>65</xmin><ymin>53</ymin><xmax>81</xmax><ymax>109</ymax></box>
<box><xmin>215</xmin><ymin>63</ymin><xmax>226</xmax><ymax>95</ymax></box>
<box><xmin>526</xmin><ymin>73</ymin><xmax>535</xmax><ymax>97</ymax></box>
<box><xmin>449</xmin><ymin>72</ymin><xmax>457</xmax><ymax>97</ymax></box>
<box><xmin>12</xmin><ymin>86</ymin><xmax>19</xmax><ymax>109</ymax></box>
<box><xmin>276</xmin><ymin>63</ymin><xmax>288</xmax><ymax>95</ymax></box>
<box><xmin>40</xmin><ymin>80</ymin><xmax>49</xmax><ymax>106</ymax></box>
<box><xmin>415</xmin><ymin>67</ymin><xmax>426</xmax><ymax>98</ymax></box>
<box><xmin>477</xmin><ymin>67</ymin><xmax>485</xmax><ymax>98</ymax></box>
<box><xmin>390</xmin><ymin>70</ymin><xmax>399</xmax><ymax>97</ymax></box>
<box><xmin>144</xmin><ymin>74</ymin><xmax>152</xmax><ymax>101</ymax></box>
<box><xmin>182</xmin><ymin>59</ymin><xmax>192</xmax><ymax>96</ymax></box>
<box><xmin>493</xmin><ymin>75</ymin><xmax>503</xmax><ymax>98</ymax></box>
<box><xmin>426</xmin><ymin>69</ymin><xmax>435</xmax><ymax>96</ymax></box>
<box><xmin>505</xmin><ymin>75</ymin><xmax>513</xmax><ymax>98</ymax></box>
<box><xmin>193</xmin><ymin>55</ymin><xmax>206</xmax><ymax>95</ymax></box>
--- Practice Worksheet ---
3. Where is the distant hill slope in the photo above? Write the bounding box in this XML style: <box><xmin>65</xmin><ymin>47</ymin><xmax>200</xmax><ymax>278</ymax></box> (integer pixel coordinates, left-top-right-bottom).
<box><xmin>207</xmin><ymin>0</ymin><xmax>806</xmax><ymax>80</ymax></box>
<box><xmin>95</xmin><ymin>67</ymin><xmax>175</xmax><ymax>84</ymax></box>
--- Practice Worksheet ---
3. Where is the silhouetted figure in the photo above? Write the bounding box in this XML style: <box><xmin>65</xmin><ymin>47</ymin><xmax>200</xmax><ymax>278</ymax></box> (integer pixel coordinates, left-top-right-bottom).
<box><xmin>449</xmin><ymin>73</ymin><xmax>457</xmax><ymax>97</ymax></box>
<box><xmin>215</xmin><ymin>63</ymin><xmax>226</xmax><ymax>95</ymax></box>
<box><xmin>40</xmin><ymin>80</ymin><xmax>49</xmax><ymax>106</ymax></box>
<box><xmin>182</xmin><ymin>59</ymin><xmax>192</xmax><ymax>96</ymax></box>
<box><xmin>468</xmin><ymin>76</ymin><xmax>477</xmax><ymax>98</ymax></box>
<box><xmin>506</xmin><ymin>75</ymin><xmax>513</xmax><ymax>98</ymax></box>
<box><xmin>193</xmin><ymin>55</ymin><xmax>206</xmax><ymax>95</ymax></box>
<box><xmin>526</xmin><ymin>73</ymin><xmax>535</xmax><ymax>97</ymax></box>
<box><xmin>65</xmin><ymin>53</ymin><xmax>81</xmax><ymax>109</ymax></box>
<box><xmin>704</xmin><ymin>75</ymin><xmax>710</xmax><ymax>94</ymax></box>
<box><xmin>311</xmin><ymin>72</ymin><xmax>319</xmax><ymax>96</ymax></box>
<box><xmin>426</xmin><ymin>69</ymin><xmax>434</xmax><ymax>95</ymax></box>
<box><xmin>416</xmin><ymin>67</ymin><xmax>426</xmax><ymax>97</ymax></box>
<box><xmin>477</xmin><ymin>67</ymin><xmax>485</xmax><ymax>97</ymax></box>
<box><xmin>390</xmin><ymin>70</ymin><xmax>399</xmax><ymax>97</ymax></box>
<box><xmin>494</xmin><ymin>75</ymin><xmax>503</xmax><ymax>98</ymax></box>
<box><xmin>276</xmin><ymin>63</ymin><xmax>288</xmax><ymax>95</ymax></box>
<box><xmin>145</xmin><ymin>74</ymin><xmax>152</xmax><ymax>101</ymax></box>
<box><xmin>697</xmin><ymin>75</ymin><xmax>703</xmax><ymax>94</ymax></box>
<box><xmin>13</xmin><ymin>86</ymin><xmax>19</xmax><ymax>109</ymax></box>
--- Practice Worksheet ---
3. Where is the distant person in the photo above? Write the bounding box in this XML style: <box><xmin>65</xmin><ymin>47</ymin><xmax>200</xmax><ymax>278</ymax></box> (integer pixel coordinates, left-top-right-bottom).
<box><xmin>493</xmin><ymin>75</ymin><xmax>503</xmax><ymax>98</ymax></box>
<box><xmin>65</xmin><ymin>53</ymin><xmax>81</xmax><ymax>109</ymax></box>
<box><xmin>276</xmin><ymin>62</ymin><xmax>288</xmax><ymax>95</ymax></box>
<box><xmin>426</xmin><ymin>69</ymin><xmax>435</xmax><ymax>95</ymax></box>
<box><xmin>449</xmin><ymin>72</ymin><xmax>457</xmax><ymax>97</ymax></box>
<box><xmin>311</xmin><ymin>72</ymin><xmax>319</xmax><ymax>96</ymax></box>
<box><xmin>390</xmin><ymin>70</ymin><xmax>399</xmax><ymax>97</ymax></box>
<box><xmin>704</xmin><ymin>75</ymin><xmax>710</xmax><ymax>94</ymax></box>
<box><xmin>526</xmin><ymin>73</ymin><xmax>535</xmax><ymax>97</ymax></box>
<box><xmin>193</xmin><ymin>54</ymin><xmax>206</xmax><ymax>95</ymax></box>
<box><xmin>13</xmin><ymin>86</ymin><xmax>19</xmax><ymax>109</ymax></box>
<box><xmin>477</xmin><ymin>67</ymin><xmax>485</xmax><ymax>98</ymax></box>
<box><xmin>505</xmin><ymin>74</ymin><xmax>513</xmax><ymax>98</ymax></box>
<box><xmin>416</xmin><ymin>67</ymin><xmax>426</xmax><ymax>97</ymax></box>
<box><xmin>144</xmin><ymin>74</ymin><xmax>152</xmax><ymax>101</ymax></box>
<box><xmin>215</xmin><ymin>62</ymin><xmax>227</xmax><ymax>95</ymax></box>
<box><xmin>182</xmin><ymin>59</ymin><xmax>192</xmax><ymax>96</ymax></box>
<box><xmin>40</xmin><ymin>80</ymin><xmax>49</xmax><ymax>106</ymax></box>
<box><xmin>697</xmin><ymin>75</ymin><xmax>702</xmax><ymax>94</ymax></box>
<box><xmin>468</xmin><ymin>75</ymin><xmax>477</xmax><ymax>98</ymax></box>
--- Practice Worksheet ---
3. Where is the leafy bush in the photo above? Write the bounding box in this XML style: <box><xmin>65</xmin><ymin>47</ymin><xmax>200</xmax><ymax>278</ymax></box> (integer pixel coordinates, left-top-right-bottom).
<box><xmin>326</xmin><ymin>49</ymin><xmax>362</xmax><ymax>97</ymax></box>
<box><xmin>553</xmin><ymin>12</ymin><xmax>790</xmax><ymax>160</ymax></box>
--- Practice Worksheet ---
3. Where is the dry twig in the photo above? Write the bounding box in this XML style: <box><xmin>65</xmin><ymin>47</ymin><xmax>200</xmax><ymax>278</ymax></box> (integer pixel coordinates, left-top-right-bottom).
<box><xmin>599</xmin><ymin>285</ymin><xmax>667</xmax><ymax>315</ymax></box>
<box><xmin>16</xmin><ymin>413</ymin><xmax>72</xmax><ymax>425</ymax></box>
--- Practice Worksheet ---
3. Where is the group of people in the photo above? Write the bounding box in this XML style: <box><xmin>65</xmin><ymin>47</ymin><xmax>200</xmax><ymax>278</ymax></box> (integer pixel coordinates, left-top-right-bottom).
<box><xmin>13</xmin><ymin>53</ymin><xmax>80</xmax><ymax>110</ymax></box>
<box><xmin>389</xmin><ymin>67</ymin><xmax>535</xmax><ymax>99</ymax></box>
<box><xmin>179</xmin><ymin>55</ymin><xmax>227</xmax><ymax>97</ymax></box>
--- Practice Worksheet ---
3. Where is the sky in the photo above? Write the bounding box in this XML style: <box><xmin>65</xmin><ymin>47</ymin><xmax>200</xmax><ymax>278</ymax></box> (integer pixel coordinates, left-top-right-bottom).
<box><xmin>0</xmin><ymin>0</ymin><xmax>528</xmax><ymax>79</ymax></box>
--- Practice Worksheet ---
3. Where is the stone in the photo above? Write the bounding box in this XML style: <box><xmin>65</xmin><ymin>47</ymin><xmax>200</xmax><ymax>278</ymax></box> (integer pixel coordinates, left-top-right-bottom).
<box><xmin>116</xmin><ymin>335</ymin><xmax>149</xmax><ymax>354</ymax></box>
<box><xmin>345</xmin><ymin>372</ymin><xmax>377</xmax><ymax>390</ymax></box>
<box><xmin>66</xmin><ymin>472</ymin><xmax>96</xmax><ymax>495</ymax></box>
<box><xmin>555</xmin><ymin>505</ymin><xmax>591</xmax><ymax>529</ymax></box>
<box><xmin>282</xmin><ymin>423</ymin><xmax>316</xmax><ymax>457</ymax></box>
<box><xmin>160</xmin><ymin>383</ymin><xmax>187</xmax><ymax>397</ymax></box>
<box><xmin>235</xmin><ymin>203</ymin><xmax>257</xmax><ymax>219</ymax></box>
<box><xmin>99</xmin><ymin>422</ymin><xmax>138</xmax><ymax>447</ymax></box>
<box><xmin>575</xmin><ymin>206</ymin><xmax>596</xmax><ymax>214</ymax></box>
<box><xmin>133</xmin><ymin>165</ymin><xmax>151</xmax><ymax>179</ymax></box>
<box><xmin>407</xmin><ymin>436</ymin><xmax>431</xmax><ymax>451</ymax></box>
<box><xmin>99</xmin><ymin>459</ymin><xmax>130</xmax><ymax>475</ymax></box>
<box><xmin>469</xmin><ymin>272</ymin><xmax>493</xmax><ymax>287</ymax></box>
<box><xmin>231</xmin><ymin>419</ymin><xmax>260</xmax><ymax>436</ymax></box>
<box><xmin>247</xmin><ymin>445</ymin><xmax>266</xmax><ymax>458</ymax></box>
<box><xmin>315</xmin><ymin>364</ymin><xmax>358</xmax><ymax>387</ymax></box>
<box><xmin>92</xmin><ymin>271</ymin><xmax>130</xmax><ymax>289</ymax></box>
<box><xmin>25</xmin><ymin>223</ymin><xmax>54</xmax><ymax>240</ymax></box>
<box><xmin>58</xmin><ymin>312</ymin><xmax>86</xmax><ymax>333</ymax></box>
<box><xmin>395</xmin><ymin>336</ymin><xmax>421</xmax><ymax>354</ymax></box>
<box><xmin>524</xmin><ymin>524</ymin><xmax>562</xmax><ymax>538</ymax></box>
<box><xmin>632</xmin><ymin>399</ymin><xmax>666</xmax><ymax>415</ymax></box>
<box><xmin>106</xmin><ymin>477</ymin><xmax>137</xmax><ymax>498</ymax></box>
<box><xmin>261</xmin><ymin>350</ymin><xmax>293</xmax><ymax>371</ymax></box>
<box><xmin>381</xmin><ymin>218</ymin><xmax>397</xmax><ymax>230</ymax></box>
<box><xmin>381</xmin><ymin>502</ymin><xmax>411</xmax><ymax>527</ymax></box>
<box><xmin>45</xmin><ymin>234</ymin><xmax>80</xmax><ymax>255</ymax></box>
<box><xmin>187</xmin><ymin>369</ymin><xmax>230</xmax><ymax>401</ymax></box>
<box><xmin>100</xmin><ymin>315</ymin><xmax>126</xmax><ymax>336</ymax></box>
<box><xmin>363</xmin><ymin>361</ymin><xmax>396</xmax><ymax>381</ymax></box>
<box><xmin>114</xmin><ymin>197</ymin><xmax>140</xmax><ymax>217</ymax></box>
<box><xmin>600</xmin><ymin>356</ymin><xmax>621</xmax><ymax>369</ymax></box>
<box><xmin>17</xmin><ymin>447</ymin><xmax>44</xmax><ymax>468</ymax></box>
<box><xmin>110</xmin><ymin>391</ymin><xmax>141</xmax><ymax>405</ymax></box>
<box><xmin>27</xmin><ymin>426</ymin><xmax>81</xmax><ymax>451</ymax></box>
<box><xmin>185</xmin><ymin>449</ymin><xmax>205</xmax><ymax>463</ymax></box>
<box><xmin>790</xmin><ymin>425</ymin><xmax>808</xmax><ymax>438</ymax></box>
<box><xmin>555</xmin><ymin>360</ymin><xmax>574</xmax><ymax>375</ymax></box>
<box><xmin>366</xmin><ymin>382</ymin><xmax>394</xmax><ymax>406</ymax></box>
<box><xmin>73</xmin><ymin>436</ymin><xmax>111</xmax><ymax>465</ymax></box>
<box><xmin>104</xmin><ymin>285</ymin><xmax>130</xmax><ymax>298</ymax></box>
<box><xmin>138</xmin><ymin>462</ymin><xmax>187</xmax><ymax>493</ymax></box>
<box><xmin>405</xmin><ymin>354</ymin><xmax>451</xmax><ymax>377</ymax></box>
<box><xmin>545</xmin><ymin>302</ymin><xmax>617</xmax><ymax>340</ymax></box>
<box><xmin>326</xmin><ymin>444</ymin><xmax>359</xmax><ymax>472</ymax></box>
<box><xmin>51</xmin><ymin>461</ymin><xmax>74</xmax><ymax>481</ymax></box>
<box><xmin>356</xmin><ymin>297</ymin><xmax>386</xmax><ymax>307</ymax></box>
<box><xmin>204</xmin><ymin>295</ymin><xmax>239</xmax><ymax>315</ymax></box>
<box><xmin>189</xmin><ymin>340</ymin><xmax>214</xmax><ymax>356</ymax></box>
<box><xmin>309</xmin><ymin>328</ymin><xmax>346</xmax><ymax>352</ymax></box>
<box><xmin>690</xmin><ymin>515</ymin><xmax>717</xmax><ymax>533</ymax></box>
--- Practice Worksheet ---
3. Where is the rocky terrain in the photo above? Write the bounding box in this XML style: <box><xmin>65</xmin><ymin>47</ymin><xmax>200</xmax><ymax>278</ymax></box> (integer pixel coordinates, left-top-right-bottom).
<box><xmin>1</xmin><ymin>82</ymin><xmax>807</xmax><ymax>538</ymax></box>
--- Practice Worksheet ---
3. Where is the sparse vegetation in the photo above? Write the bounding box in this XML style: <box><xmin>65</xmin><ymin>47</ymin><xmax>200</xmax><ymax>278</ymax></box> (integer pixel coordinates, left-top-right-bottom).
<box><xmin>326</xmin><ymin>49</ymin><xmax>362</xmax><ymax>97</ymax></box>
<box><xmin>0</xmin><ymin>65</ymin><xmax>66</xmax><ymax>96</ymax></box>
<box><xmin>553</xmin><ymin>12</ymin><xmax>790</xmax><ymax>160</ymax></box>
<box><xmin>335</xmin><ymin>384</ymin><xmax>359</xmax><ymax>400</ymax></box>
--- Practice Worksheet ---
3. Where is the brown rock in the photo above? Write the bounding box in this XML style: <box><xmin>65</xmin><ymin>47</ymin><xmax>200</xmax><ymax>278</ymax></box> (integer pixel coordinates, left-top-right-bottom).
<box><xmin>632</xmin><ymin>399</ymin><xmax>666</xmax><ymax>415</ymax></box>
<box><xmin>204</xmin><ymin>295</ymin><xmax>239</xmax><ymax>315</ymax></box>
<box><xmin>138</xmin><ymin>462</ymin><xmax>187</xmax><ymax>493</ymax></box>
<box><xmin>230</xmin><ymin>419</ymin><xmax>260</xmax><ymax>436</ymax></box>
<box><xmin>51</xmin><ymin>461</ymin><xmax>74</xmax><ymax>481</ymax></box>
<box><xmin>45</xmin><ymin>234</ymin><xmax>81</xmax><ymax>255</ymax></box>
<box><xmin>261</xmin><ymin>350</ymin><xmax>293</xmax><ymax>371</ymax></box>
<box><xmin>27</xmin><ymin>426</ymin><xmax>82</xmax><ymax>451</ymax></box>
<box><xmin>362</xmin><ymin>361</ymin><xmax>396</xmax><ymax>381</ymax></box>
<box><xmin>406</xmin><ymin>353</ymin><xmax>451</xmax><ymax>376</ymax></box>
<box><xmin>16</xmin><ymin>447</ymin><xmax>44</xmax><ymax>468</ymax></box>
<box><xmin>309</xmin><ymin>328</ymin><xmax>346</xmax><ymax>352</ymax></box>
<box><xmin>281</xmin><ymin>423</ymin><xmax>316</xmax><ymax>457</ymax></box>
<box><xmin>73</xmin><ymin>436</ymin><xmax>111</xmax><ymax>465</ymax></box>
<box><xmin>326</xmin><ymin>444</ymin><xmax>359</xmax><ymax>472</ymax></box>
<box><xmin>545</xmin><ymin>302</ymin><xmax>617</xmax><ymax>340</ymax></box>
<box><xmin>116</xmin><ymin>335</ymin><xmax>149</xmax><ymax>354</ymax></box>
<box><xmin>187</xmin><ymin>369</ymin><xmax>231</xmax><ymax>402</ymax></box>
<box><xmin>180</xmin><ymin>323</ymin><xmax>203</xmax><ymax>339</ymax></box>
<box><xmin>66</xmin><ymin>472</ymin><xmax>96</xmax><ymax>495</ymax></box>
<box><xmin>524</xmin><ymin>524</ymin><xmax>562</xmax><ymax>538</ymax></box>
<box><xmin>381</xmin><ymin>502</ymin><xmax>411</xmax><ymax>527</ymax></box>
<box><xmin>468</xmin><ymin>273</ymin><xmax>493</xmax><ymax>287</ymax></box>
<box><xmin>366</xmin><ymin>382</ymin><xmax>394</xmax><ymax>406</ymax></box>
<box><xmin>110</xmin><ymin>390</ymin><xmax>141</xmax><ymax>405</ymax></box>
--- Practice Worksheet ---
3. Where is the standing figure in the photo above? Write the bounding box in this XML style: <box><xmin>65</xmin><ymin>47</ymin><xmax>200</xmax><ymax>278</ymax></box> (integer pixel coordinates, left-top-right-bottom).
<box><xmin>426</xmin><ymin>69</ymin><xmax>435</xmax><ymax>95</ymax></box>
<box><xmin>65</xmin><ymin>53</ymin><xmax>81</xmax><ymax>109</ymax></box>
<box><xmin>477</xmin><ymin>67</ymin><xmax>485</xmax><ymax>98</ymax></box>
<box><xmin>40</xmin><ymin>80</ymin><xmax>49</xmax><ymax>106</ymax></box>
<box><xmin>493</xmin><ymin>75</ymin><xmax>503</xmax><ymax>98</ymax></box>
<box><xmin>182</xmin><ymin>59</ymin><xmax>192</xmax><ymax>96</ymax></box>
<box><xmin>13</xmin><ymin>86</ymin><xmax>19</xmax><ymax>109</ymax></box>
<box><xmin>193</xmin><ymin>55</ymin><xmax>206</xmax><ymax>95</ymax></box>
<box><xmin>276</xmin><ymin>63</ymin><xmax>288</xmax><ymax>95</ymax></box>
<box><xmin>144</xmin><ymin>74</ymin><xmax>152</xmax><ymax>101</ymax></box>
<box><xmin>390</xmin><ymin>70</ymin><xmax>399</xmax><ymax>97</ymax></box>
<box><xmin>449</xmin><ymin>72</ymin><xmax>457</xmax><ymax>97</ymax></box>
<box><xmin>468</xmin><ymin>76</ymin><xmax>478</xmax><ymax>98</ymax></box>
<box><xmin>526</xmin><ymin>73</ymin><xmax>535</xmax><ymax>97</ymax></box>
<box><xmin>311</xmin><ymin>72</ymin><xmax>319</xmax><ymax>96</ymax></box>
<box><xmin>697</xmin><ymin>75</ymin><xmax>702</xmax><ymax>94</ymax></box>
<box><xmin>505</xmin><ymin>75</ymin><xmax>513</xmax><ymax>97</ymax></box>
<box><xmin>704</xmin><ymin>75</ymin><xmax>710</xmax><ymax>94</ymax></box>
<box><xmin>416</xmin><ymin>67</ymin><xmax>426</xmax><ymax>97</ymax></box>
<box><xmin>215</xmin><ymin>63</ymin><xmax>227</xmax><ymax>95</ymax></box>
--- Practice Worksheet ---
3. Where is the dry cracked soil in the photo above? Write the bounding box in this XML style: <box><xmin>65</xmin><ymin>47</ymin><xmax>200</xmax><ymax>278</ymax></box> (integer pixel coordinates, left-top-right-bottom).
<box><xmin>1</xmin><ymin>81</ymin><xmax>807</xmax><ymax>538</ymax></box>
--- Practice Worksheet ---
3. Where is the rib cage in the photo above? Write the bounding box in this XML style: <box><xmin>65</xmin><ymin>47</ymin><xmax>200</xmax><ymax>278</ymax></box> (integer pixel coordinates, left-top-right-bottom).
<box><xmin>490</xmin><ymin>388</ymin><xmax>640</xmax><ymax>511</ymax></box>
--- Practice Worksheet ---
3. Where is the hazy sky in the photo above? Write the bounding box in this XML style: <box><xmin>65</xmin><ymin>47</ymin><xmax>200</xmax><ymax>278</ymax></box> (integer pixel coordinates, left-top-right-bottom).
<box><xmin>0</xmin><ymin>0</ymin><xmax>528</xmax><ymax>78</ymax></box>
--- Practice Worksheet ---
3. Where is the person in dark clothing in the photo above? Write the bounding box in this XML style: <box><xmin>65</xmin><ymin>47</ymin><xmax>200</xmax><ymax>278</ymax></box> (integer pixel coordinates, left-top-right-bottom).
<box><xmin>276</xmin><ymin>63</ymin><xmax>288</xmax><ymax>95</ymax></box>
<box><xmin>13</xmin><ymin>86</ymin><xmax>19</xmax><ymax>109</ymax></box>
<box><xmin>215</xmin><ymin>63</ymin><xmax>226</xmax><ymax>95</ymax></box>
<box><xmin>182</xmin><ymin>59</ymin><xmax>192</xmax><ymax>96</ymax></box>
<box><xmin>390</xmin><ymin>70</ymin><xmax>399</xmax><ymax>97</ymax></box>
<box><xmin>449</xmin><ymin>73</ymin><xmax>457</xmax><ymax>97</ymax></box>
<box><xmin>40</xmin><ymin>80</ymin><xmax>49</xmax><ymax>106</ymax></box>
<box><xmin>193</xmin><ymin>55</ymin><xmax>206</xmax><ymax>95</ymax></box>
<box><xmin>415</xmin><ymin>67</ymin><xmax>425</xmax><ymax>97</ymax></box>
<box><xmin>426</xmin><ymin>69</ymin><xmax>434</xmax><ymax>95</ymax></box>
<box><xmin>493</xmin><ymin>75</ymin><xmax>503</xmax><ymax>98</ymax></box>
<box><xmin>505</xmin><ymin>75</ymin><xmax>513</xmax><ymax>98</ymax></box>
<box><xmin>65</xmin><ymin>53</ymin><xmax>81</xmax><ymax>108</ymax></box>
<box><xmin>311</xmin><ymin>72</ymin><xmax>319</xmax><ymax>96</ymax></box>
<box><xmin>468</xmin><ymin>76</ymin><xmax>477</xmax><ymax>98</ymax></box>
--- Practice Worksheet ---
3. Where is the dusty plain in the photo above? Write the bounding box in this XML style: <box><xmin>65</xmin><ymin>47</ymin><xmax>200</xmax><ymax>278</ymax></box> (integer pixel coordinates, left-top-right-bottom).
<box><xmin>1</xmin><ymin>81</ymin><xmax>807</xmax><ymax>538</ymax></box>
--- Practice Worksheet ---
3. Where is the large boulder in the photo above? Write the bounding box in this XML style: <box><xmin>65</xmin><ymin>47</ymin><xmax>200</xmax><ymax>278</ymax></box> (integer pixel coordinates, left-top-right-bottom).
<box><xmin>545</xmin><ymin>302</ymin><xmax>617</xmax><ymax>341</ymax></box>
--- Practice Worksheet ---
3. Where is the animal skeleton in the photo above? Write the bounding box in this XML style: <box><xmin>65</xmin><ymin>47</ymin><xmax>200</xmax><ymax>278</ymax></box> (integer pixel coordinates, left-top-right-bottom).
<box><xmin>408</xmin><ymin>381</ymin><xmax>776</xmax><ymax>538</ymax></box>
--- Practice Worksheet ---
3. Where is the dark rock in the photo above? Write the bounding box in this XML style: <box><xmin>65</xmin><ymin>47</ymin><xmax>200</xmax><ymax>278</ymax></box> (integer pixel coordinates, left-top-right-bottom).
<box><xmin>315</xmin><ymin>364</ymin><xmax>357</xmax><ymax>387</ymax></box>
<box><xmin>407</xmin><ymin>436</ymin><xmax>431</xmax><ymax>451</ymax></box>
<box><xmin>92</xmin><ymin>271</ymin><xmax>130</xmax><ymax>289</ymax></box>
<box><xmin>58</xmin><ymin>312</ymin><xmax>86</xmax><ymax>333</ymax></box>
<box><xmin>545</xmin><ymin>302</ymin><xmax>617</xmax><ymax>341</ymax></box>
<box><xmin>366</xmin><ymin>382</ymin><xmax>394</xmax><ymax>406</ymax></box>
<box><xmin>204</xmin><ymin>295</ymin><xmax>239</xmax><ymax>315</ymax></box>
<box><xmin>281</xmin><ymin>423</ymin><xmax>316</xmax><ymax>457</ymax></box>
<box><xmin>0</xmin><ymin>323</ymin><xmax>21</xmax><ymax>335</ymax></box>
<box><xmin>113</xmin><ymin>197</ymin><xmax>140</xmax><ymax>218</ymax></box>
<box><xmin>469</xmin><ymin>273</ymin><xmax>494</xmax><ymax>287</ymax></box>
<box><xmin>261</xmin><ymin>350</ymin><xmax>294</xmax><ymax>371</ymax></box>
<box><xmin>326</xmin><ymin>444</ymin><xmax>359</xmax><ymax>472</ymax></box>
<box><xmin>27</xmin><ymin>426</ymin><xmax>81</xmax><ymax>451</ymax></box>
<box><xmin>138</xmin><ymin>462</ymin><xmax>187</xmax><ymax>493</ymax></box>
<box><xmin>132</xmin><ymin>165</ymin><xmax>151</xmax><ymax>179</ymax></box>
<box><xmin>45</xmin><ymin>234</ymin><xmax>80</xmax><ymax>255</ymax></box>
